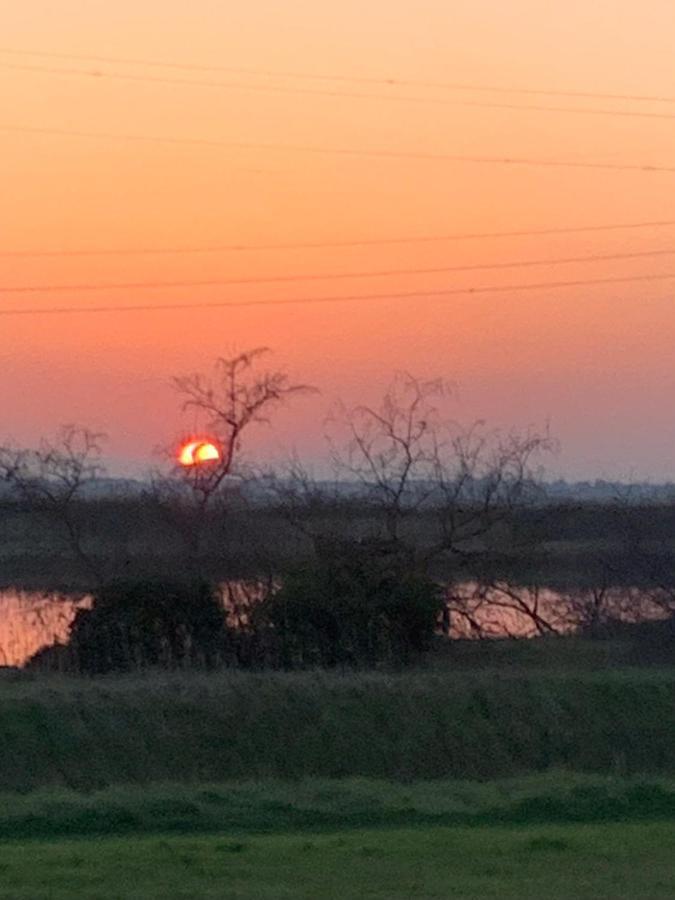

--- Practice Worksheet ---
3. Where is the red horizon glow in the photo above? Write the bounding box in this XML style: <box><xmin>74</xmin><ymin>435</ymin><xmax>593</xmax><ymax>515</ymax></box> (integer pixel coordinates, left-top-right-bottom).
<box><xmin>5</xmin><ymin>3</ymin><xmax>675</xmax><ymax>479</ymax></box>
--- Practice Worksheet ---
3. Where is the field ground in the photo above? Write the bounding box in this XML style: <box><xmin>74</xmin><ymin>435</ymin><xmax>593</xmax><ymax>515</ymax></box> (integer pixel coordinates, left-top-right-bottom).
<box><xmin>0</xmin><ymin>667</ymin><xmax>671</xmax><ymax>896</ymax></box>
<box><xmin>0</xmin><ymin>822</ymin><xmax>672</xmax><ymax>899</ymax></box>
<box><xmin>0</xmin><ymin>773</ymin><xmax>674</xmax><ymax>841</ymax></box>
<box><xmin>0</xmin><ymin>775</ymin><xmax>674</xmax><ymax>897</ymax></box>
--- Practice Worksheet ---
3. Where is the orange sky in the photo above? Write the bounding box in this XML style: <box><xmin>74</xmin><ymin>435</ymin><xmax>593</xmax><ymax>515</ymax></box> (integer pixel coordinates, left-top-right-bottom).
<box><xmin>3</xmin><ymin>1</ymin><xmax>675</xmax><ymax>479</ymax></box>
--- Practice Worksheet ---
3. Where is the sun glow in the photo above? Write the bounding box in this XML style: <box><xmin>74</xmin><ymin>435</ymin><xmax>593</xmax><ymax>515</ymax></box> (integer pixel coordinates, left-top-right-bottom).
<box><xmin>178</xmin><ymin>439</ymin><xmax>221</xmax><ymax>467</ymax></box>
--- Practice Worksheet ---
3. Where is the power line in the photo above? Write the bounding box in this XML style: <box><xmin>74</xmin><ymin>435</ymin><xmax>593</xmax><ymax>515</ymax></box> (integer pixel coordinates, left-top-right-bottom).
<box><xmin>4</xmin><ymin>247</ymin><xmax>675</xmax><ymax>294</ymax></box>
<box><xmin>2</xmin><ymin>46</ymin><xmax>675</xmax><ymax>105</ymax></box>
<box><xmin>2</xmin><ymin>271</ymin><xmax>674</xmax><ymax>318</ymax></box>
<box><xmin>5</xmin><ymin>60</ymin><xmax>675</xmax><ymax>121</ymax></box>
<box><xmin>4</xmin><ymin>124</ymin><xmax>675</xmax><ymax>173</ymax></box>
<box><xmin>3</xmin><ymin>219</ymin><xmax>675</xmax><ymax>259</ymax></box>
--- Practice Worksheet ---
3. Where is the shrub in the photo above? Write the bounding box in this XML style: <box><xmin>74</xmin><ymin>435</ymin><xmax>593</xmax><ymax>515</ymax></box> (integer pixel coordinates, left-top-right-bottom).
<box><xmin>255</xmin><ymin>539</ymin><xmax>443</xmax><ymax>668</ymax></box>
<box><xmin>64</xmin><ymin>579</ymin><xmax>230</xmax><ymax>674</ymax></box>
<box><xmin>595</xmin><ymin>615</ymin><xmax>675</xmax><ymax>664</ymax></box>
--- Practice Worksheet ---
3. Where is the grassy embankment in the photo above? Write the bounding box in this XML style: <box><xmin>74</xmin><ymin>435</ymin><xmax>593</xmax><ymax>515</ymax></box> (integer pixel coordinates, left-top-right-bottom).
<box><xmin>0</xmin><ymin>667</ymin><xmax>672</xmax><ymax>791</ymax></box>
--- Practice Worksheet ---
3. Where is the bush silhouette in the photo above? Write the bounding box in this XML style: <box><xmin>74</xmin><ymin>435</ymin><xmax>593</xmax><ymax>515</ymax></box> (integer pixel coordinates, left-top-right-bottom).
<box><xmin>256</xmin><ymin>538</ymin><xmax>443</xmax><ymax>668</ymax></box>
<box><xmin>66</xmin><ymin>579</ymin><xmax>230</xmax><ymax>673</ymax></box>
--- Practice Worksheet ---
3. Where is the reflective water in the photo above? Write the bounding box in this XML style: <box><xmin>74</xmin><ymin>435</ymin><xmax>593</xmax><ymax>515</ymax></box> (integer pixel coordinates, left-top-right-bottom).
<box><xmin>0</xmin><ymin>591</ymin><xmax>89</xmax><ymax>667</ymax></box>
<box><xmin>0</xmin><ymin>584</ymin><xmax>265</xmax><ymax>667</ymax></box>
<box><xmin>0</xmin><ymin>582</ymin><xmax>667</xmax><ymax>667</ymax></box>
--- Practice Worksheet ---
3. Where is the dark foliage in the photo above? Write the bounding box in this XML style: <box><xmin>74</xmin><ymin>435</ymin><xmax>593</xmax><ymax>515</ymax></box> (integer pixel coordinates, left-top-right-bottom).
<box><xmin>65</xmin><ymin>579</ymin><xmax>231</xmax><ymax>674</ymax></box>
<box><xmin>594</xmin><ymin>615</ymin><xmax>675</xmax><ymax>664</ymax></box>
<box><xmin>254</xmin><ymin>538</ymin><xmax>444</xmax><ymax>668</ymax></box>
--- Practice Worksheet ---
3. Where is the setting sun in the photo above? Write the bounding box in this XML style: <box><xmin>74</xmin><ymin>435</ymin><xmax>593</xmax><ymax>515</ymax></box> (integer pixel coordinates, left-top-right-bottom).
<box><xmin>178</xmin><ymin>439</ymin><xmax>221</xmax><ymax>467</ymax></box>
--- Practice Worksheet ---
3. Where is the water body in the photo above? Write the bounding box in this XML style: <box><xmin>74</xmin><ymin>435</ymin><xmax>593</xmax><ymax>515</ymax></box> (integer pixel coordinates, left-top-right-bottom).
<box><xmin>0</xmin><ymin>583</ymin><xmax>665</xmax><ymax>668</ymax></box>
<box><xmin>0</xmin><ymin>591</ymin><xmax>89</xmax><ymax>667</ymax></box>
<box><xmin>0</xmin><ymin>584</ymin><xmax>263</xmax><ymax>667</ymax></box>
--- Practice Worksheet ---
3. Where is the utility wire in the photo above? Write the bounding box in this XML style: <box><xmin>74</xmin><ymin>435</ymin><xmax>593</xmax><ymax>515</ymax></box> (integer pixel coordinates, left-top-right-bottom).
<box><xmin>2</xmin><ymin>271</ymin><xmax>675</xmax><ymax>318</ymax></box>
<box><xmin>3</xmin><ymin>219</ymin><xmax>675</xmax><ymax>259</ymax></box>
<box><xmin>3</xmin><ymin>125</ymin><xmax>674</xmax><ymax>173</ymax></box>
<box><xmin>4</xmin><ymin>60</ymin><xmax>675</xmax><ymax>121</ymax></box>
<box><xmin>1</xmin><ymin>46</ymin><xmax>675</xmax><ymax>105</ymax></box>
<box><xmin>4</xmin><ymin>247</ymin><xmax>675</xmax><ymax>294</ymax></box>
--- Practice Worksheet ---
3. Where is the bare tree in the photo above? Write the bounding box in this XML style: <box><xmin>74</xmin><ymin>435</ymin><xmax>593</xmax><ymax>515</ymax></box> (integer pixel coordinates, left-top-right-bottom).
<box><xmin>584</xmin><ymin>489</ymin><xmax>675</xmax><ymax>622</ymax></box>
<box><xmin>277</xmin><ymin>373</ymin><xmax>553</xmax><ymax>639</ymax></box>
<box><xmin>0</xmin><ymin>425</ymin><xmax>106</xmax><ymax>583</ymax></box>
<box><xmin>327</xmin><ymin>372</ymin><xmax>448</xmax><ymax>541</ymax></box>
<box><xmin>452</xmin><ymin>582</ymin><xmax>565</xmax><ymax>638</ymax></box>
<box><xmin>554</xmin><ymin>583</ymin><xmax>631</xmax><ymax>637</ymax></box>
<box><xmin>444</xmin><ymin>583</ymin><xmax>537</xmax><ymax>639</ymax></box>
<box><xmin>325</xmin><ymin>372</ymin><xmax>550</xmax><ymax>562</ymax></box>
<box><xmin>431</xmin><ymin>427</ymin><xmax>549</xmax><ymax>556</ymax></box>
<box><xmin>152</xmin><ymin>348</ymin><xmax>315</xmax><ymax>568</ymax></box>
<box><xmin>201</xmin><ymin>369</ymin><xmax>557</xmax><ymax>647</ymax></box>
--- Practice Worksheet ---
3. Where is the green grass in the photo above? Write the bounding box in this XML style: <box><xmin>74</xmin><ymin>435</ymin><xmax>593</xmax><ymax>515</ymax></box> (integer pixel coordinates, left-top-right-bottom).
<box><xmin>0</xmin><ymin>667</ymin><xmax>673</xmax><ymax>790</ymax></box>
<box><xmin>0</xmin><ymin>822</ymin><xmax>672</xmax><ymax>898</ymax></box>
<box><xmin>0</xmin><ymin>774</ymin><xmax>673</xmax><ymax>897</ymax></box>
<box><xmin>0</xmin><ymin>773</ymin><xmax>674</xmax><ymax>841</ymax></box>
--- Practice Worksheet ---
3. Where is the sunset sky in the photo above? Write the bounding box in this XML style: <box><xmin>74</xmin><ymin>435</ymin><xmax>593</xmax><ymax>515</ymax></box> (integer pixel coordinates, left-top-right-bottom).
<box><xmin>3</xmin><ymin>1</ymin><xmax>675</xmax><ymax>479</ymax></box>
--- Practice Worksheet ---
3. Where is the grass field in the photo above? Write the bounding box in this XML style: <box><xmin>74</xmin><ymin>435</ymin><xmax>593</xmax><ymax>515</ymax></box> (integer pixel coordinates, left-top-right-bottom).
<box><xmin>0</xmin><ymin>775</ymin><xmax>673</xmax><ymax>896</ymax></box>
<box><xmin>0</xmin><ymin>666</ymin><xmax>670</xmax><ymax>897</ymax></box>
<box><xmin>0</xmin><ymin>667</ymin><xmax>672</xmax><ymax>896</ymax></box>
<box><xmin>0</xmin><ymin>771</ymin><xmax>675</xmax><ymax>840</ymax></box>
<box><xmin>0</xmin><ymin>821</ymin><xmax>672</xmax><ymax>899</ymax></box>
<box><xmin>0</xmin><ymin>773</ymin><xmax>673</xmax><ymax>840</ymax></box>
<box><xmin>0</xmin><ymin>667</ymin><xmax>672</xmax><ymax>790</ymax></box>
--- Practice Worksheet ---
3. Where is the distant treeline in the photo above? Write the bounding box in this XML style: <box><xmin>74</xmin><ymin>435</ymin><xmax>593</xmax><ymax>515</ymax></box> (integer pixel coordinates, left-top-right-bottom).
<box><xmin>2</xmin><ymin>495</ymin><xmax>675</xmax><ymax>591</ymax></box>
<box><xmin>2</xmin><ymin>475</ymin><xmax>673</xmax><ymax>504</ymax></box>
